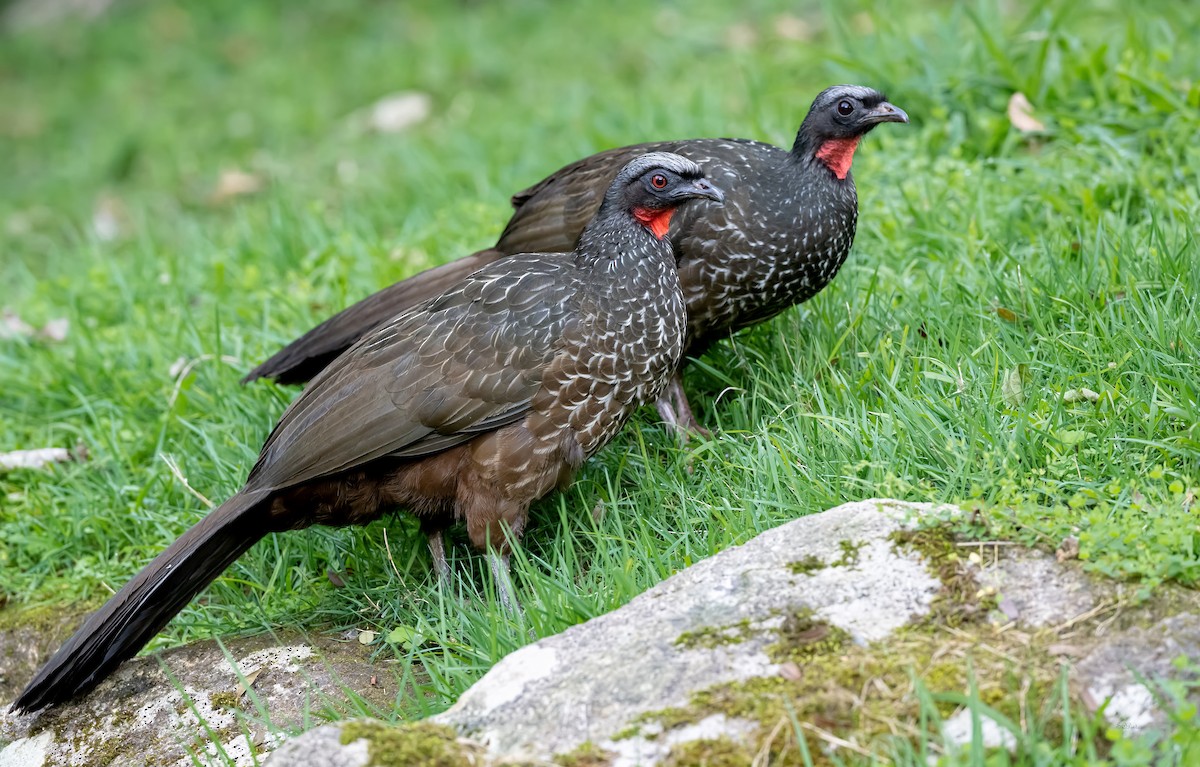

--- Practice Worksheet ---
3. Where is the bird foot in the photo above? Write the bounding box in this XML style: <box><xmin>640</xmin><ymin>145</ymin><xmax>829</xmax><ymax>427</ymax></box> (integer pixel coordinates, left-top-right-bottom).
<box><xmin>655</xmin><ymin>375</ymin><xmax>711</xmax><ymax>442</ymax></box>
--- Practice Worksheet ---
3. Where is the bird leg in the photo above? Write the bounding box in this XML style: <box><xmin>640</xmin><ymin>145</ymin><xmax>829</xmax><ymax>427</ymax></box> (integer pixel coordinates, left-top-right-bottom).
<box><xmin>430</xmin><ymin>530</ymin><xmax>523</xmax><ymax>615</ymax></box>
<box><xmin>426</xmin><ymin>529</ymin><xmax>452</xmax><ymax>588</ymax></box>
<box><xmin>487</xmin><ymin>550</ymin><xmax>522</xmax><ymax>615</ymax></box>
<box><xmin>655</xmin><ymin>372</ymin><xmax>710</xmax><ymax>440</ymax></box>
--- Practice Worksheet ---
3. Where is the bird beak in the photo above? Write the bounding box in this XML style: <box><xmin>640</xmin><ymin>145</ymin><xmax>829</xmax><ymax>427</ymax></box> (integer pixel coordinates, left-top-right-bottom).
<box><xmin>862</xmin><ymin>101</ymin><xmax>909</xmax><ymax>125</ymax></box>
<box><xmin>675</xmin><ymin>178</ymin><xmax>725</xmax><ymax>204</ymax></box>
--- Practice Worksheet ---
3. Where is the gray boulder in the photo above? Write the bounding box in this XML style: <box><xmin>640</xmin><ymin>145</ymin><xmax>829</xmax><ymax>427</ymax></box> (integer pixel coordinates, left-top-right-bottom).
<box><xmin>269</xmin><ymin>499</ymin><xmax>1200</xmax><ymax>766</ymax></box>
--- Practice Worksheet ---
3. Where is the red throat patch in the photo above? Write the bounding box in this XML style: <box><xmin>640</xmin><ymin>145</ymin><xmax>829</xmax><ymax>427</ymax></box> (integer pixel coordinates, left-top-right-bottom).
<box><xmin>632</xmin><ymin>206</ymin><xmax>675</xmax><ymax>239</ymax></box>
<box><xmin>815</xmin><ymin>137</ymin><xmax>862</xmax><ymax>180</ymax></box>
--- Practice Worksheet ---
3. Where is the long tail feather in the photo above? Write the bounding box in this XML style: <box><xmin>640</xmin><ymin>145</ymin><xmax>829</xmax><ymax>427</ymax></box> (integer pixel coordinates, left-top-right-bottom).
<box><xmin>12</xmin><ymin>490</ymin><xmax>273</xmax><ymax>712</ymax></box>
<box><xmin>242</xmin><ymin>248</ymin><xmax>503</xmax><ymax>385</ymax></box>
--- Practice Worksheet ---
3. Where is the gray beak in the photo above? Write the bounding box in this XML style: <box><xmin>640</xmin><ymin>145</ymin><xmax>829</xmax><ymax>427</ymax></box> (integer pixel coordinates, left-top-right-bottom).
<box><xmin>862</xmin><ymin>101</ymin><xmax>909</xmax><ymax>125</ymax></box>
<box><xmin>676</xmin><ymin>178</ymin><xmax>725</xmax><ymax>204</ymax></box>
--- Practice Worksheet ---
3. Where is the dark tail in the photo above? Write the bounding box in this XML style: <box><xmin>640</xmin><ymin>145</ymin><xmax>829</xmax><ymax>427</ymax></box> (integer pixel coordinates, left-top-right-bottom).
<box><xmin>242</xmin><ymin>248</ymin><xmax>504</xmax><ymax>385</ymax></box>
<box><xmin>12</xmin><ymin>490</ymin><xmax>273</xmax><ymax>712</ymax></box>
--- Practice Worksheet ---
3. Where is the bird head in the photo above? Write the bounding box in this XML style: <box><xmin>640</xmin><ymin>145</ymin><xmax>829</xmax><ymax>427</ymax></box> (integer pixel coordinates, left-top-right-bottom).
<box><xmin>606</xmin><ymin>152</ymin><xmax>725</xmax><ymax>240</ymax></box>
<box><xmin>794</xmin><ymin>85</ymin><xmax>909</xmax><ymax>180</ymax></box>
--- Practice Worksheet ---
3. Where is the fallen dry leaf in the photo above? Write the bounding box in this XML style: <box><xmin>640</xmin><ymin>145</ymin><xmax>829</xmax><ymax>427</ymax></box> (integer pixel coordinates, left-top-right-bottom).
<box><xmin>211</xmin><ymin>169</ymin><xmax>263</xmax><ymax>203</ymax></box>
<box><xmin>725</xmin><ymin>23</ymin><xmax>757</xmax><ymax>49</ymax></box>
<box><xmin>235</xmin><ymin>667</ymin><xmax>263</xmax><ymax>696</ymax></box>
<box><xmin>326</xmin><ymin>568</ymin><xmax>346</xmax><ymax>588</ymax></box>
<box><xmin>773</xmin><ymin>14</ymin><xmax>815</xmax><ymax>41</ymax></box>
<box><xmin>92</xmin><ymin>194</ymin><xmax>126</xmax><ymax>241</ymax></box>
<box><xmin>1007</xmin><ymin>92</ymin><xmax>1045</xmax><ymax>133</ymax></box>
<box><xmin>1056</xmin><ymin>535</ymin><xmax>1080</xmax><ymax>562</ymax></box>
<box><xmin>0</xmin><ymin>447</ymin><xmax>72</xmax><ymax>471</ymax></box>
<box><xmin>778</xmin><ymin>662</ymin><xmax>803</xmax><ymax>681</ymax></box>
<box><xmin>39</xmin><ymin>317</ymin><xmax>69</xmax><ymax>342</ymax></box>
<box><xmin>369</xmin><ymin>91</ymin><xmax>432</xmax><ymax>133</ymax></box>
<box><xmin>1001</xmin><ymin>365</ymin><xmax>1028</xmax><ymax>408</ymax></box>
<box><xmin>994</xmin><ymin>306</ymin><xmax>1019</xmax><ymax>323</ymax></box>
<box><xmin>851</xmin><ymin>11</ymin><xmax>875</xmax><ymax>34</ymax></box>
<box><xmin>1062</xmin><ymin>387</ymin><xmax>1100</xmax><ymax>404</ymax></box>
<box><xmin>0</xmin><ymin>309</ymin><xmax>35</xmax><ymax>339</ymax></box>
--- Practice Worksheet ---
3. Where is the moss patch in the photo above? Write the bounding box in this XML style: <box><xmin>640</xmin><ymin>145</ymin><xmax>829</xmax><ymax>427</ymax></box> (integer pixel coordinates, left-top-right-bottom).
<box><xmin>788</xmin><ymin>554</ymin><xmax>826</xmax><ymax>575</ymax></box>
<box><xmin>556</xmin><ymin>740</ymin><xmax>615</xmax><ymax>766</ymax></box>
<box><xmin>209</xmin><ymin>690</ymin><xmax>241</xmax><ymax>710</ymax></box>
<box><xmin>663</xmin><ymin>736</ymin><xmax>755</xmax><ymax>766</ymax></box>
<box><xmin>0</xmin><ymin>601</ymin><xmax>87</xmax><ymax>636</ymax></box>
<box><xmin>75</xmin><ymin>735</ymin><xmax>126</xmax><ymax>767</ymax></box>
<box><xmin>609</xmin><ymin>724</ymin><xmax>644</xmax><ymax>742</ymax></box>
<box><xmin>340</xmin><ymin>721</ymin><xmax>479</xmax><ymax>767</ymax></box>
<box><xmin>766</xmin><ymin>609</ymin><xmax>851</xmax><ymax>665</ymax></box>
<box><xmin>890</xmin><ymin>526</ymin><xmax>996</xmax><ymax>628</ymax></box>
<box><xmin>832</xmin><ymin>539</ymin><xmax>866</xmax><ymax>568</ymax></box>
<box><xmin>675</xmin><ymin>619</ymin><xmax>758</xmax><ymax>650</ymax></box>
<box><xmin>645</xmin><ymin>626</ymin><xmax>1071</xmax><ymax>765</ymax></box>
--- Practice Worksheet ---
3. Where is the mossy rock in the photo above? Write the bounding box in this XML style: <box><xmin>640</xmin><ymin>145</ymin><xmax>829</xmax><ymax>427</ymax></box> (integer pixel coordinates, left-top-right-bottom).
<box><xmin>340</xmin><ymin>721</ymin><xmax>480</xmax><ymax>767</ymax></box>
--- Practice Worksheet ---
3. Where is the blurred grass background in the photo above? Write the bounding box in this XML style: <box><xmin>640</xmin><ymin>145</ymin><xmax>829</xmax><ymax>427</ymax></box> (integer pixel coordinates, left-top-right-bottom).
<box><xmin>1</xmin><ymin>0</ymin><xmax>1199</xmax><ymax>760</ymax></box>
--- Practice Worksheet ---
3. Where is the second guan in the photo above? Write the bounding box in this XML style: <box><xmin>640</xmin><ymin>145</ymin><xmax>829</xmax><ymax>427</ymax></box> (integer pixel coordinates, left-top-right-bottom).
<box><xmin>244</xmin><ymin>84</ymin><xmax>908</xmax><ymax>433</ymax></box>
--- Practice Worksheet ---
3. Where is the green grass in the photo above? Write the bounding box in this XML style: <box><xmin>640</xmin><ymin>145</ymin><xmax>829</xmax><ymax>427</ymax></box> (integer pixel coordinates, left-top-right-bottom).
<box><xmin>2</xmin><ymin>0</ymin><xmax>1198</xmax><ymax>762</ymax></box>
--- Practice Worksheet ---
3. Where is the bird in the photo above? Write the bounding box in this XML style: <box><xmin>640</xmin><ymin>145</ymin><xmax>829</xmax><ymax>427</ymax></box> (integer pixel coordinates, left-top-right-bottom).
<box><xmin>242</xmin><ymin>85</ymin><xmax>908</xmax><ymax>432</ymax></box>
<box><xmin>11</xmin><ymin>152</ymin><xmax>724</xmax><ymax>713</ymax></box>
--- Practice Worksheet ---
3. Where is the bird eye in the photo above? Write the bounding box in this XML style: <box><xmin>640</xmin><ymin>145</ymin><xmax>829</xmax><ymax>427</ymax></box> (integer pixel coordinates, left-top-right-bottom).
<box><xmin>837</xmin><ymin>99</ymin><xmax>854</xmax><ymax>116</ymax></box>
<box><xmin>650</xmin><ymin>174</ymin><xmax>668</xmax><ymax>189</ymax></box>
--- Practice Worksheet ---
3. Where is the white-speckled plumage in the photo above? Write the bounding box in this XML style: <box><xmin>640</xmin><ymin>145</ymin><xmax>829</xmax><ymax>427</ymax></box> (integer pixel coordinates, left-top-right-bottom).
<box><xmin>494</xmin><ymin>86</ymin><xmax>905</xmax><ymax>364</ymax></box>
<box><xmin>245</xmin><ymin>86</ymin><xmax>907</xmax><ymax>433</ymax></box>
